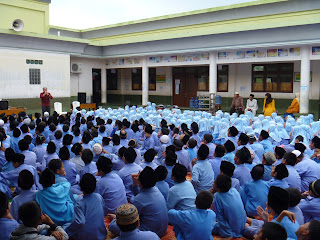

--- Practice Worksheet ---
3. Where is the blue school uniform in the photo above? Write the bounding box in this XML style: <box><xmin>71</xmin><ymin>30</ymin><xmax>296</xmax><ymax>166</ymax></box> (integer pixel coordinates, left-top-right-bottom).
<box><xmin>10</xmin><ymin>190</ymin><xmax>37</xmax><ymax>221</ymax></box>
<box><xmin>113</xmin><ymin>229</ymin><xmax>160</xmax><ymax>240</ymax></box>
<box><xmin>284</xmin><ymin>165</ymin><xmax>301</xmax><ymax>191</ymax></box>
<box><xmin>233</xmin><ymin>164</ymin><xmax>252</xmax><ymax>187</ymax></box>
<box><xmin>186</xmin><ymin>148</ymin><xmax>197</xmax><ymax>163</ymax></box>
<box><xmin>259</xmin><ymin>139</ymin><xmax>273</xmax><ymax>153</ymax></box>
<box><xmin>156</xmin><ymin>180</ymin><xmax>169</xmax><ymax>201</ymax></box>
<box><xmin>263</xmin><ymin>165</ymin><xmax>273</xmax><ymax>181</ymax></box>
<box><xmin>165</xmin><ymin>165</ymin><xmax>175</xmax><ymax>188</ymax></box>
<box><xmin>131</xmin><ymin>186</ymin><xmax>168</xmax><ymax>237</ymax></box>
<box><xmin>176</xmin><ymin>149</ymin><xmax>192</xmax><ymax>172</ymax></box>
<box><xmin>52</xmin><ymin>139</ymin><xmax>63</xmax><ymax>152</ymax></box>
<box><xmin>32</xmin><ymin>144</ymin><xmax>46</xmax><ymax>164</ymax></box>
<box><xmin>241</xmin><ymin>180</ymin><xmax>269</xmax><ymax>216</ymax></box>
<box><xmin>206</xmin><ymin>142</ymin><xmax>216</xmax><ymax>159</ymax></box>
<box><xmin>65</xmin><ymin>145</ymin><xmax>75</xmax><ymax>159</ymax></box>
<box><xmin>112</xmin><ymin>144</ymin><xmax>121</xmax><ymax>154</ymax></box>
<box><xmin>226</xmin><ymin>136</ymin><xmax>238</xmax><ymax>151</ymax></box>
<box><xmin>96</xmin><ymin>172</ymin><xmax>127</xmax><ymax>214</ymax></box>
<box><xmin>289</xmin><ymin>206</ymin><xmax>304</xmax><ymax>226</ymax></box>
<box><xmin>268</xmin><ymin>179</ymin><xmax>289</xmax><ymax>189</ymax></box>
<box><xmin>250</xmin><ymin>142</ymin><xmax>264</xmax><ymax>161</ymax></box>
<box><xmin>169</xmin><ymin>208</ymin><xmax>216</xmax><ymax>240</ymax></box>
<box><xmin>294</xmin><ymin>157</ymin><xmax>320</xmax><ymax>192</ymax></box>
<box><xmin>62</xmin><ymin>160</ymin><xmax>78</xmax><ymax>186</ymax></box>
<box><xmin>213</xmin><ymin>188</ymin><xmax>246</xmax><ymax>238</ymax></box>
<box><xmin>0</xmin><ymin>218</ymin><xmax>19</xmax><ymax>240</ymax></box>
<box><xmin>167</xmin><ymin>180</ymin><xmax>196</xmax><ymax>210</ymax></box>
<box><xmin>79</xmin><ymin>162</ymin><xmax>97</xmax><ymax>179</ymax></box>
<box><xmin>221</xmin><ymin>152</ymin><xmax>235</xmax><ymax>164</ymax></box>
<box><xmin>118</xmin><ymin>163</ymin><xmax>142</xmax><ymax>199</ymax></box>
<box><xmin>191</xmin><ymin>134</ymin><xmax>201</xmax><ymax>148</ymax></box>
<box><xmin>192</xmin><ymin>159</ymin><xmax>214</xmax><ymax>192</ymax></box>
<box><xmin>231</xmin><ymin>178</ymin><xmax>241</xmax><ymax>192</ymax></box>
<box><xmin>111</xmin><ymin>156</ymin><xmax>125</xmax><ymax>172</ymax></box>
<box><xmin>299</xmin><ymin>197</ymin><xmax>320</xmax><ymax>222</ymax></box>
<box><xmin>66</xmin><ymin>193</ymin><xmax>107</xmax><ymax>240</ymax></box>
<box><xmin>154</xmin><ymin>143</ymin><xmax>168</xmax><ymax>165</ymax></box>
<box><xmin>70</xmin><ymin>155</ymin><xmax>85</xmax><ymax>174</ymax></box>
<box><xmin>140</xmin><ymin>161</ymin><xmax>158</xmax><ymax>170</ymax></box>
<box><xmin>35</xmin><ymin>181</ymin><xmax>74</xmax><ymax>226</ymax></box>
<box><xmin>21</xmin><ymin>150</ymin><xmax>37</xmax><ymax>167</ymax></box>
<box><xmin>139</xmin><ymin>136</ymin><xmax>155</xmax><ymax>155</ymax></box>
<box><xmin>1</xmin><ymin>161</ymin><xmax>14</xmax><ymax>173</ymax></box>
<box><xmin>10</xmin><ymin>137</ymin><xmax>21</xmax><ymax>153</ymax></box>
<box><xmin>209</xmin><ymin>157</ymin><xmax>223</xmax><ymax>179</ymax></box>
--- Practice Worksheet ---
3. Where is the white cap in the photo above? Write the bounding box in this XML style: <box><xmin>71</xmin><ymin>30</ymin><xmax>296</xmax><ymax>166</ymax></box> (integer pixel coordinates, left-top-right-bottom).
<box><xmin>0</xmin><ymin>120</ymin><xmax>4</xmax><ymax>126</ymax></box>
<box><xmin>235</xmin><ymin>92</ymin><xmax>239</xmax><ymax>95</ymax></box>
<box><xmin>160</xmin><ymin>135</ymin><xmax>170</xmax><ymax>144</ymax></box>
<box><xmin>44</xmin><ymin>112</ymin><xmax>49</xmax><ymax>117</ymax></box>
<box><xmin>292</xmin><ymin>150</ymin><xmax>301</xmax><ymax>158</ymax></box>
<box><xmin>92</xmin><ymin>143</ymin><xmax>103</xmax><ymax>155</ymax></box>
<box><xmin>23</xmin><ymin>118</ymin><xmax>31</xmax><ymax>125</ymax></box>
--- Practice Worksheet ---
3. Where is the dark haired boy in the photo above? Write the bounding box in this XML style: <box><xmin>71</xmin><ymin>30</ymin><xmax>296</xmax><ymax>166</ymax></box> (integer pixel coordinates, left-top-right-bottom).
<box><xmin>96</xmin><ymin>156</ymin><xmax>127</xmax><ymax>215</ymax></box>
<box><xmin>139</xmin><ymin>125</ymin><xmax>155</xmax><ymax>155</ymax></box>
<box><xmin>254</xmin><ymin>222</ymin><xmax>287</xmax><ymax>240</ymax></box>
<box><xmin>169</xmin><ymin>191</ymin><xmax>216</xmax><ymax>240</ymax></box>
<box><xmin>66</xmin><ymin>173</ymin><xmax>107</xmax><ymax>240</ymax></box>
<box><xmin>259</xmin><ymin>130</ymin><xmax>273</xmax><ymax>153</ymax></box>
<box><xmin>10</xmin><ymin>170</ymin><xmax>37</xmax><ymax>221</ymax></box>
<box><xmin>79</xmin><ymin>149</ymin><xmax>97</xmax><ymax>179</ymax></box>
<box><xmin>192</xmin><ymin>144</ymin><xmax>214</xmax><ymax>192</ymax></box>
<box><xmin>19</xmin><ymin>139</ymin><xmax>37</xmax><ymax>167</ymax></box>
<box><xmin>226</xmin><ymin>126</ymin><xmax>239</xmax><ymax>149</ymax></box>
<box><xmin>233</xmin><ymin>147</ymin><xmax>252</xmax><ymax>186</ymax></box>
<box><xmin>164</xmin><ymin>150</ymin><xmax>177</xmax><ymax>188</ymax></box>
<box><xmin>282</xmin><ymin>152</ymin><xmax>301</xmax><ymax>191</ymax></box>
<box><xmin>274</xmin><ymin>146</ymin><xmax>286</xmax><ymax>166</ymax></box>
<box><xmin>203</xmin><ymin>134</ymin><xmax>215</xmax><ymax>159</ymax></box>
<box><xmin>220</xmin><ymin>160</ymin><xmax>241</xmax><ymax>192</ymax></box>
<box><xmin>111</xmin><ymin>167</ymin><xmax>168</xmax><ymax>237</ymax></box>
<box><xmin>212</xmin><ymin>174</ymin><xmax>246</xmax><ymax>238</ymax></box>
<box><xmin>222</xmin><ymin>140</ymin><xmax>235</xmax><ymax>163</ymax></box>
<box><xmin>210</xmin><ymin>144</ymin><xmax>225</xmax><ymax>178</ymax></box>
<box><xmin>10</xmin><ymin>201</ymin><xmax>68</xmax><ymax>240</ymax></box>
<box><xmin>118</xmin><ymin>147</ymin><xmax>142</xmax><ymax>199</ymax></box>
<box><xmin>140</xmin><ymin>148</ymin><xmax>157</xmax><ymax>170</ymax></box>
<box><xmin>167</xmin><ymin>164</ymin><xmax>196</xmax><ymax>211</ymax></box>
<box><xmin>286</xmin><ymin>187</ymin><xmax>304</xmax><ymax>226</ymax></box>
<box><xmin>0</xmin><ymin>191</ymin><xmax>19</xmax><ymax>240</ymax></box>
<box><xmin>241</xmin><ymin>164</ymin><xmax>269</xmax><ymax>217</ymax></box>
<box><xmin>155</xmin><ymin>165</ymin><xmax>169</xmax><ymax>200</ymax></box>
<box><xmin>268</xmin><ymin>163</ymin><xmax>289</xmax><ymax>189</ymax></box>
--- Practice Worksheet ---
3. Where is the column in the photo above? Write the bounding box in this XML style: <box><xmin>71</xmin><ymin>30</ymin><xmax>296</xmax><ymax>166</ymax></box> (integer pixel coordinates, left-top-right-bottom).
<box><xmin>209</xmin><ymin>52</ymin><xmax>217</xmax><ymax>94</ymax></box>
<box><xmin>101</xmin><ymin>68</ymin><xmax>107</xmax><ymax>103</ymax></box>
<box><xmin>142</xmin><ymin>57</ymin><xmax>149</xmax><ymax>106</ymax></box>
<box><xmin>300</xmin><ymin>46</ymin><xmax>311</xmax><ymax>113</ymax></box>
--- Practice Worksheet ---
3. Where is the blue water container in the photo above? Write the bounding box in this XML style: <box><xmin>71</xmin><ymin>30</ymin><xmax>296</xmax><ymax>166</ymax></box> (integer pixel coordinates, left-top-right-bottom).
<box><xmin>215</xmin><ymin>95</ymin><xmax>222</xmax><ymax>105</ymax></box>
<box><xmin>194</xmin><ymin>97</ymin><xmax>199</xmax><ymax>109</ymax></box>
<box><xmin>189</xmin><ymin>97</ymin><xmax>195</xmax><ymax>108</ymax></box>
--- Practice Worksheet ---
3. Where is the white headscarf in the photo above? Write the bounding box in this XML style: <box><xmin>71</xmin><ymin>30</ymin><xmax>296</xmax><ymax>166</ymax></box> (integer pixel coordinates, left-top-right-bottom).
<box><xmin>295</xmin><ymin>93</ymin><xmax>300</xmax><ymax>103</ymax></box>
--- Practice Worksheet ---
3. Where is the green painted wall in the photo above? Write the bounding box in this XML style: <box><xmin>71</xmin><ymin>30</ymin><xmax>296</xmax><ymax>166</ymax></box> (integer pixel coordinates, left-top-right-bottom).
<box><xmin>107</xmin><ymin>94</ymin><xmax>172</xmax><ymax>106</ymax></box>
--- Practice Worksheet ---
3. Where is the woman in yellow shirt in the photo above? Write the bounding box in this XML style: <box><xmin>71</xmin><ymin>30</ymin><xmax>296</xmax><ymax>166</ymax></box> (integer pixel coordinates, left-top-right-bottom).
<box><xmin>284</xmin><ymin>93</ymin><xmax>300</xmax><ymax>119</ymax></box>
<box><xmin>263</xmin><ymin>93</ymin><xmax>276</xmax><ymax>116</ymax></box>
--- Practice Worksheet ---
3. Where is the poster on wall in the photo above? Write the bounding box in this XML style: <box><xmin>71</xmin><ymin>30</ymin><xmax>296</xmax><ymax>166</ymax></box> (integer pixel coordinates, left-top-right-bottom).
<box><xmin>149</xmin><ymin>57</ymin><xmax>156</xmax><ymax>63</ymax></box>
<box><xmin>257</xmin><ymin>49</ymin><xmax>267</xmax><ymax>58</ymax></box>
<box><xmin>246</xmin><ymin>50</ymin><xmax>256</xmax><ymax>58</ymax></box>
<box><xmin>267</xmin><ymin>49</ymin><xmax>278</xmax><ymax>57</ymax></box>
<box><xmin>278</xmin><ymin>48</ymin><xmax>288</xmax><ymax>57</ymax></box>
<box><xmin>119</xmin><ymin>59</ymin><xmax>125</xmax><ymax>65</ymax></box>
<box><xmin>201</xmin><ymin>53</ymin><xmax>209</xmax><ymax>60</ymax></box>
<box><xmin>170</xmin><ymin>56</ymin><xmax>177</xmax><ymax>62</ymax></box>
<box><xmin>218</xmin><ymin>52</ymin><xmax>227</xmax><ymax>59</ymax></box>
<box><xmin>156</xmin><ymin>75</ymin><xmax>166</xmax><ymax>82</ymax></box>
<box><xmin>294</xmin><ymin>72</ymin><xmax>312</xmax><ymax>82</ymax></box>
<box><xmin>236</xmin><ymin>51</ymin><xmax>245</xmax><ymax>59</ymax></box>
<box><xmin>289</xmin><ymin>48</ymin><xmax>300</xmax><ymax>56</ymax></box>
<box><xmin>312</xmin><ymin>47</ymin><xmax>320</xmax><ymax>55</ymax></box>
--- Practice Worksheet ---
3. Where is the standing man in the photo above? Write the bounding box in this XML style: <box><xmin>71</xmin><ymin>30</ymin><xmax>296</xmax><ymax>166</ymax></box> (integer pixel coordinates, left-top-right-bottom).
<box><xmin>230</xmin><ymin>92</ymin><xmax>244</xmax><ymax>115</ymax></box>
<box><xmin>40</xmin><ymin>87</ymin><xmax>53</xmax><ymax>115</ymax></box>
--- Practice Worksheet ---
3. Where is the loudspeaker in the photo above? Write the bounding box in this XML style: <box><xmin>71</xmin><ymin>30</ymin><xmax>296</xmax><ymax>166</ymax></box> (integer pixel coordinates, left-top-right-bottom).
<box><xmin>78</xmin><ymin>92</ymin><xmax>86</xmax><ymax>104</ymax></box>
<box><xmin>11</xmin><ymin>19</ymin><xmax>24</xmax><ymax>32</ymax></box>
<box><xmin>0</xmin><ymin>101</ymin><xmax>8</xmax><ymax>110</ymax></box>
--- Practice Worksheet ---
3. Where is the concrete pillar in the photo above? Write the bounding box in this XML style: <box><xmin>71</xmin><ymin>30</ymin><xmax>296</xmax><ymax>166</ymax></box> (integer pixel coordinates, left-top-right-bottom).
<box><xmin>101</xmin><ymin>68</ymin><xmax>107</xmax><ymax>103</ymax></box>
<box><xmin>209</xmin><ymin>52</ymin><xmax>217</xmax><ymax>94</ymax></box>
<box><xmin>300</xmin><ymin>46</ymin><xmax>311</xmax><ymax>113</ymax></box>
<box><xmin>142</xmin><ymin>57</ymin><xmax>149</xmax><ymax>106</ymax></box>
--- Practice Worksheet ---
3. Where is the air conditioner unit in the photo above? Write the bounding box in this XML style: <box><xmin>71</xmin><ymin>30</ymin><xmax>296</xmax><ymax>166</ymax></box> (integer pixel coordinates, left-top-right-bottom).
<box><xmin>71</xmin><ymin>62</ymin><xmax>83</xmax><ymax>73</ymax></box>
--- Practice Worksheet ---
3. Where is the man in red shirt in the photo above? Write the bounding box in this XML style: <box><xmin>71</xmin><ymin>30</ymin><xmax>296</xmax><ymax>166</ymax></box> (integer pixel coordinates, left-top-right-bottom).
<box><xmin>40</xmin><ymin>87</ymin><xmax>53</xmax><ymax>115</ymax></box>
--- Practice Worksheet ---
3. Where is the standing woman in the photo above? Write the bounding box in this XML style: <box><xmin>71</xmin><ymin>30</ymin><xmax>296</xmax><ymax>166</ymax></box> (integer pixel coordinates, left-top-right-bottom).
<box><xmin>263</xmin><ymin>93</ymin><xmax>276</xmax><ymax>117</ymax></box>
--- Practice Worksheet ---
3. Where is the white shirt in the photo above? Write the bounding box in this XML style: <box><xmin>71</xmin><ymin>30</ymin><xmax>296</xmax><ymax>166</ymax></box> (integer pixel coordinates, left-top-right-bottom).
<box><xmin>246</xmin><ymin>99</ymin><xmax>258</xmax><ymax>111</ymax></box>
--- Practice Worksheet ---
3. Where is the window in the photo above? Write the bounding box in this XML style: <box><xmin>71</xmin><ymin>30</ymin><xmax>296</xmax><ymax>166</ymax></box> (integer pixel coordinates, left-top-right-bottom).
<box><xmin>217</xmin><ymin>65</ymin><xmax>229</xmax><ymax>92</ymax></box>
<box><xmin>131</xmin><ymin>68</ymin><xmax>157</xmax><ymax>91</ymax></box>
<box><xmin>107</xmin><ymin>69</ymin><xmax>118</xmax><ymax>90</ymax></box>
<box><xmin>252</xmin><ymin>63</ymin><xmax>293</xmax><ymax>92</ymax></box>
<box><xmin>197</xmin><ymin>66</ymin><xmax>209</xmax><ymax>91</ymax></box>
<box><xmin>29</xmin><ymin>69</ymin><xmax>41</xmax><ymax>84</ymax></box>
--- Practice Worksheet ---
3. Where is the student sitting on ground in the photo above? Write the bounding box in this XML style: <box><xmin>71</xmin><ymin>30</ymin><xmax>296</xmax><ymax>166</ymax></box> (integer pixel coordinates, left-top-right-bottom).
<box><xmin>241</xmin><ymin>164</ymin><xmax>269</xmax><ymax>217</ymax></box>
<box><xmin>203</xmin><ymin>134</ymin><xmax>215</xmax><ymax>159</ymax></box>
<box><xmin>41</xmin><ymin>142</ymin><xmax>59</xmax><ymax>172</ymax></box>
<box><xmin>10</xmin><ymin>170</ymin><xmax>37</xmax><ymax>221</ymax></box>
<box><xmin>253</xmin><ymin>222</ymin><xmax>287</xmax><ymax>240</ymax></box>
<box><xmin>95</xmin><ymin>156</ymin><xmax>127</xmax><ymax>215</ymax></box>
<box><xmin>261</xmin><ymin>151</ymin><xmax>276</xmax><ymax>181</ymax></box>
<box><xmin>268</xmin><ymin>163</ymin><xmax>289</xmax><ymax>189</ymax></box>
<box><xmin>167</xmin><ymin>164</ymin><xmax>196</xmax><ymax>211</ymax></box>
<box><xmin>10</xmin><ymin>201</ymin><xmax>68</xmax><ymax>240</ymax></box>
<box><xmin>295</xmin><ymin>220</ymin><xmax>320</xmax><ymax>240</ymax></box>
<box><xmin>259</xmin><ymin>130</ymin><xmax>273</xmax><ymax>153</ymax></box>
<box><xmin>59</xmin><ymin>146</ymin><xmax>79</xmax><ymax>193</ymax></box>
<box><xmin>212</xmin><ymin>174</ymin><xmax>247</xmax><ymax>239</ymax></box>
<box><xmin>274</xmin><ymin>146</ymin><xmax>286</xmax><ymax>166</ymax></box>
<box><xmin>66</xmin><ymin>173</ymin><xmax>107</xmax><ymax>240</ymax></box>
<box><xmin>111</xmin><ymin>204</ymin><xmax>160</xmax><ymax>240</ymax></box>
<box><xmin>0</xmin><ymin>191</ymin><xmax>19</xmax><ymax>240</ymax></box>
<box><xmin>36</xmin><ymin>168</ymin><xmax>74</xmax><ymax>227</ymax></box>
<box><xmin>233</xmin><ymin>147</ymin><xmax>252</xmax><ymax>187</ymax></box>
<box><xmin>155</xmin><ymin>165</ymin><xmax>169</xmax><ymax>200</ymax></box>
<box><xmin>222</xmin><ymin>140</ymin><xmax>235</xmax><ymax>164</ymax></box>
<box><xmin>140</xmin><ymin>148</ymin><xmax>157</xmax><ymax>170</ymax></box>
<box><xmin>164</xmin><ymin>148</ymin><xmax>177</xmax><ymax>188</ymax></box>
<box><xmin>18</xmin><ymin>139</ymin><xmax>36</xmax><ymax>168</ymax></box>
<box><xmin>286</xmin><ymin>187</ymin><xmax>304</xmax><ymax>226</ymax></box>
<box><xmin>169</xmin><ymin>191</ymin><xmax>216</xmax><ymax>240</ymax></box>
<box><xmin>70</xmin><ymin>143</ymin><xmax>84</xmax><ymax>174</ymax></box>
<box><xmin>299</xmin><ymin>179</ymin><xmax>320</xmax><ymax>222</ymax></box>
<box><xmin>220</xmin><ymin>160</ymin><xmax>241</xmax><ymax>192</ymax></box>
<box><xmin>191</xmin><ymin>144</ymin><xmax>214</xmax><ymax>193</ymax></box>
<box><xmin>282</xmin><ymin>152</ymin><xmax>301</xmax><ymax>191</ymax></box>
<box><xmin>209</xmin><ymin>144</ymin><xmax>225</xmax><ymax>178</ymax></box>
<box><xmin>79</xmin><ymin>149</ymin><xmax>97</xmax><ymax>179</ymax></box>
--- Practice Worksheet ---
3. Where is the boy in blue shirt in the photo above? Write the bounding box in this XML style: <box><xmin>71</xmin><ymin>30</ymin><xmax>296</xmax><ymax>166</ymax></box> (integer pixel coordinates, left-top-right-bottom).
<box><xmin>259</xmin><ymin>130</ymin><xmax>273</xmax><ymax>153</ymax></box>
<box><xmin>0</xmin><ymin>191</ymin><xmax>19</xmax><ymax>240</ymax></box>
<box><xmin>209</xmin><ymin>145</ymin><xmax>225</xmax><ymax>178</ymax></box>
<box><xmin>241</xmin><ymin>164</ymin><xmax>269</xmax><ymax>217</ymax></box>
<box><xmin>253</xmin><ymin>222</ymin><xmax>287</xmax><ymax>240</ymax></box>
<box><xmin>169</xmin><ymin>191</ymin><xmax>216</xmax><ymax>240</ymax></box>
<box><xmin>66</xmin><ymin>173</ymin><xmax>107</xmax><ymax>240</ymax></box>
<box><xmin>164</xmin><ymin>149</ymin><xmax>177</xmax><ymax>188</ymax></box>
<box><xmin>268</xmin><ymin>163</ymin><xmax>289</xmax><ymax>189</ymax></box>
<box><xmin>222</xmin><ymin>140</ymin><xmax>235</xmax><ymax>164</ymax></box>
<box><xmin>286</xmin><ymin>187</ymin><xmax>304</xmax><ymax>226</ymax></box>
<box><xmin>233</xmin><ymin>147</ymin><xmax>252</xmax><ymax>186</ymax></box>
<box><xmin>10</xmin><ymin>170</ymin><xmax>37</xmax><ymax>221</ymax></box>
<box><xmin>155</xmin><ymin>165</ymin><xmax>169</xmax><ymax>200</ymax></box>
<box><xmin>220</xmin><ymin>160</ymin><xmax>241</xmax><ymax>192</ymax></box>
<box><xmin>212</xmin><ymin>174</ymin><xmax>247</xmax><ymax>238</ymax></box>
<box><xmin>140</xmin><ymin>148</ymin><xmax>157</xmax><ymax>170</ymax></box>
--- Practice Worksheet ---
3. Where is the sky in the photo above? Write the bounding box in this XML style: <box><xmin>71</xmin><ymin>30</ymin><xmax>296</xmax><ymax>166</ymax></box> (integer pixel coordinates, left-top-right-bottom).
<box><xmin>49</xmin><ymin>0</ymin><xmax>258</xmax><ymax>29</ymax></box>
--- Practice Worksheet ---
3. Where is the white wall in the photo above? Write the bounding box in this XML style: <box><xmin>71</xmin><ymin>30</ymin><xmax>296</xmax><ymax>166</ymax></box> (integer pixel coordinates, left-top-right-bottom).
<box><xmin>0</xmin><ymin>49</ymin><xmax>70</xmax><ymax>99</ymax></box>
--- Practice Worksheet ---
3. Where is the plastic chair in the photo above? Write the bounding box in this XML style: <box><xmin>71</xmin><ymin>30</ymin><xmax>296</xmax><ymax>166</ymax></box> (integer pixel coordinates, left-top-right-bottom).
<box><xmin>72</xmin><ymin>101</ymin><xmax>80</xmax><ymax>110</ymax></box>
<box><xmin>54</xmin><ymin>102</ymin><xmax>67</xmax><ymax>115</ymax></box>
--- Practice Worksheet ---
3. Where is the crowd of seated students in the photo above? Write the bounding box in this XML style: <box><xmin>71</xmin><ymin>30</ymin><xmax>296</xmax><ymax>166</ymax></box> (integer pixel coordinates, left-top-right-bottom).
<box><xmin>0</xmin><ymin>109</ymin><xmax>320</xmax><ymax>240</ymax></box>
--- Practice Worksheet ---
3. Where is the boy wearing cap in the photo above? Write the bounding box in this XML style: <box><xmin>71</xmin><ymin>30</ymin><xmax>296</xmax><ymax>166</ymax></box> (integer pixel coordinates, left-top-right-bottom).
<box><xmin>154</xmin><ymin>135</ymin><xmax>170</xmax><ymax>165</ymax></box>
<box><xmin>111</xmin><ymin>204</ymin><xmax>160</xmax><ymax>240</ymax></box>
<box><xmin>230</xmin><ymin>92</ymin><xmax>244</xmax><ymax>115</ymax></box>
<box><xmin>191</xmin><ymin>144</ymin><xmax>215</xmax><ymax>193</ymax></box>
<box><xmin>259</xmin><ymin>130</ymin><xmax>273</xmax><ymax>153</ymax></box>
<box><xmin>173</xmin><ymin>139</ymin><xmax>192</xmax><ymax>172</ymax></box>
<box><xmin>169</xmin><ymin>191</ymin><xmax>216</xmax><ymax>240</ymax></box>
<box><xmin>261</xmin><ymin>152</ymin><xmax>275</xmax><ymax>181</ymax></box>
<box><xmin>0</xmin><ymin>191</ymin><xmax>19</xmax><ymax>240</ymax></box>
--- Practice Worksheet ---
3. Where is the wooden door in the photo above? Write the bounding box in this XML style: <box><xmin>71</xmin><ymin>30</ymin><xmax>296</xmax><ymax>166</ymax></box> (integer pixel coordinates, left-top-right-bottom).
<box><xmin>92</xmin><ymin>69</ymin><xmax>101</xmax><ymax>104</ymax></box>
